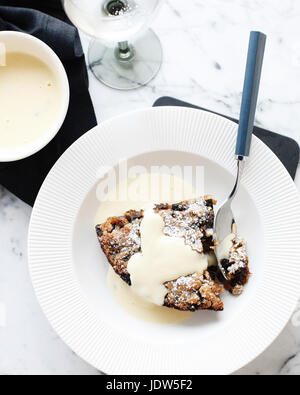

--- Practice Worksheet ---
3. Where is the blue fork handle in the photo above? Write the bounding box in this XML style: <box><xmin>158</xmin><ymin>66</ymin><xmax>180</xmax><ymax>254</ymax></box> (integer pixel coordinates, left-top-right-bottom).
<box><xmin>235</xmin><ymin>31</ymin><xmax>267</xmax><ymax>157</ymax></box>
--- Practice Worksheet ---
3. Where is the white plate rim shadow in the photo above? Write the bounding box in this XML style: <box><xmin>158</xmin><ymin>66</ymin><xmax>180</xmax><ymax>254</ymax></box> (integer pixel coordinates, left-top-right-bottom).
<box><xmin>28</xmin><ymin>107</ymin><xmax>300</xmax><ymax>375</ymax></box>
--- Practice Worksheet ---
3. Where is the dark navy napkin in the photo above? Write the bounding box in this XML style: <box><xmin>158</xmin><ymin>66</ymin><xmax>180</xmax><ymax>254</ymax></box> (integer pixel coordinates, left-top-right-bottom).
<box><xmin>0</xmin><ymin>2</ymin><xmax>97</xmax><ymax>206</ymax></box>
<box><xmin>0</xmin><ymin>0</ymin><xmax>68</xmax><ymax>21</ymax></box>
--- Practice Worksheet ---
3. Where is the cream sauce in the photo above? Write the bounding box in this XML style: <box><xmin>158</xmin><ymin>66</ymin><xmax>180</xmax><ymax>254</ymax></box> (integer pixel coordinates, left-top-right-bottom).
<box><xmin>107</xmin><ymin>267</ymin><xmax>193</xmax><ymax>324</ymax></box>
<box><xmin>127</xmin><ymin>209</ymin><xmax>208</xmax><ymax>306</ymax></box>
<box><xmin>0</xmin><ymin>52</ymin><xmax>62</xmax><ymax>148</ymax></box>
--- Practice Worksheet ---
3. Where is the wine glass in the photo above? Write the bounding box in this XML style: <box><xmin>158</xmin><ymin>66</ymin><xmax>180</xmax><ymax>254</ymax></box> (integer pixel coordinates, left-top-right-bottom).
<box><xmin>62</xmin><ymin>0</ymin><xmax>163</xmax><ymax>90</ymax></box>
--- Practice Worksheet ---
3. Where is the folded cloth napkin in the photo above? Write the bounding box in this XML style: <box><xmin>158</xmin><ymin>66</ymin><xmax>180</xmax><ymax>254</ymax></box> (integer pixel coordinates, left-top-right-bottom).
<box><xmin>0</xmin><ymin>3</ymin><xmax>97</xmax><ymax>206</ymax></box>
<box><xmin>0</xmin><ymin>0</ymin><xmax>68</xmax><ymax>21</ymax></box>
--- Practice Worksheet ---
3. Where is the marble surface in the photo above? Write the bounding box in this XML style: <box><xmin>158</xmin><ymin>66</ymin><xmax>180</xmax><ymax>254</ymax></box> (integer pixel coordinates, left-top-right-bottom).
<box><xmin>1</xmin><ymin>0</ymin><xmax>300</xmax><ymax>375</ymax></box>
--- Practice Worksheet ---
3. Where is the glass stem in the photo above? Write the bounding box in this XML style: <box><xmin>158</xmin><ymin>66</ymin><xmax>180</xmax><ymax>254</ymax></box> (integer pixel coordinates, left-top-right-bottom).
<box><xmin>117</xmin><ymin>41</ymin><xmax>133</xmax><ymax>61</ymax></box>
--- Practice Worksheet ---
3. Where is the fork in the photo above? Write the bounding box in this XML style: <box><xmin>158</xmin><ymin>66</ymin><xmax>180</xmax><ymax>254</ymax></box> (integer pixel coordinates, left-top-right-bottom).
<box><xmin>214</xmin><ymin>31</ymin><xmax>266</xmax><ymax>279</ymax></box>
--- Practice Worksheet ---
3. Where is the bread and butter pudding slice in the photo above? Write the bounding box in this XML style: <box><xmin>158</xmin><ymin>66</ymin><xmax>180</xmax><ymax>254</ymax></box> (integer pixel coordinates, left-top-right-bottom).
<box><xmin>216</xmin><ymin>237</ymin><xmax>250</xmax><ymax>295</ymax></box>
<box><xmin>210</xmin><ymin>234</ymin><xmax>250</xmax><ymax>296</ymax></box>
<box><xmin>96</xmin><ymin>197</ymin><xmax>224</xmax><ymax>312</ymax></box>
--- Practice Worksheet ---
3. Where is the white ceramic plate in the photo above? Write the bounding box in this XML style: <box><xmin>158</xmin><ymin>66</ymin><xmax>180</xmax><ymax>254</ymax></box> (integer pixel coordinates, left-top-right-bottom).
<box><xmin>28</xmin><ymin>107</ymin><xmax>300</xmax><ymax>375</ymax></box>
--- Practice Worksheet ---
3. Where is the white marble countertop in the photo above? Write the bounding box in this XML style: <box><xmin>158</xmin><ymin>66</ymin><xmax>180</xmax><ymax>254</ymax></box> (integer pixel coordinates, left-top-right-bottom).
<box><xmin>1</xmin><ymin>0</ymin><xmax>300</xmax><ymax>375</ymax></box>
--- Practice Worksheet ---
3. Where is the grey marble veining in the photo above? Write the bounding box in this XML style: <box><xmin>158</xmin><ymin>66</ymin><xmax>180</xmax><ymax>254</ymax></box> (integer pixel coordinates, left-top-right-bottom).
<box><xmin>0</xmin><ymin>0</ymin><xmax>300</xmax><ymax>375</ymax></box>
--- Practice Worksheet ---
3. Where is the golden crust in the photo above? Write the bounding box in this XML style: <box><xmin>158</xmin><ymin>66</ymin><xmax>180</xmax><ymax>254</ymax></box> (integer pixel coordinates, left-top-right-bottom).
<box><xmin>96</xmin><ymin>210</ymin><xmax>143</xmax><ymax>285</ymax></box>
<box><xmin>164</xmin><ymin>271</ymin><xmax>224</xmax><ymax>311</ymax></box>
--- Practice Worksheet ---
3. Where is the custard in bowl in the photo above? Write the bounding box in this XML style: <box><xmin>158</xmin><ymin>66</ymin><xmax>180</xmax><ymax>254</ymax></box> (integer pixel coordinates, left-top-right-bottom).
<box><xmin>0</xmin><ymin>31</ymin><xmax>69</xmax><ymax>162</ymax></box>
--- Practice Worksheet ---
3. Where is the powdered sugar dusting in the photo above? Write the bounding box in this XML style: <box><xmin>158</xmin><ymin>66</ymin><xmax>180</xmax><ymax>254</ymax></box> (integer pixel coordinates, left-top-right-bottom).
<box><xmin>164</xmin><ymin>271</ymin><xmax>224</xmax><ymax>311</ymax></box>
<box><xmin>158</xmin><ymin>198</ymin><xmax>214</xmax><ymax>253</ymax></box>
<box><xmin>126</xmin><ymin>221</ymin><xmax>141</xmax><ymax>249</ymax></box>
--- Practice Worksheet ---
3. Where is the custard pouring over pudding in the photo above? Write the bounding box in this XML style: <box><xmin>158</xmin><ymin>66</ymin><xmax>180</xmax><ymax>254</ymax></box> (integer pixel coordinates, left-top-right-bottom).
<box><xmin>0</xmin><ymin>51</ymin><xmax>62</xmax><ymax>148</ymax></box>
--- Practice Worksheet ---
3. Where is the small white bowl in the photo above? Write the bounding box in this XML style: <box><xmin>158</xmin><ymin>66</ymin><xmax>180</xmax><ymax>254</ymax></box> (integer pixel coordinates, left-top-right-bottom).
<box><xmin>0</xmin><ymin>31</ymin><xmax>70</xmax><ymax>162</ymax></box>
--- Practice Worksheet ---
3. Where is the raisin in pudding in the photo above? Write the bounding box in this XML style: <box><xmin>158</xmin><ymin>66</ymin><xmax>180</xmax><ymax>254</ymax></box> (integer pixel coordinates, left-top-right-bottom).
<box><xmin>96</xmin><ymin>195</ymin><xmax>250</xmax><ymax>315</ymax></box>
